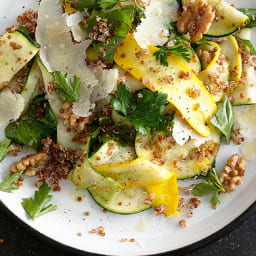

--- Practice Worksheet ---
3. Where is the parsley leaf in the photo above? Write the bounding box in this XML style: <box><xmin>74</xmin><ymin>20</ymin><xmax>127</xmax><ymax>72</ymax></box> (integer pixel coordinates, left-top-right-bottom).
<box><xmin>0</xmin><ymin>171</ymin><xmax>23</xmax><ymax>193</ymax></box>
<box><xmin>128</xmin><ymin>90</ymin><xmax>170</xmax><ymax>134</ymax></box>
<box><xmin>5</xmin><ymin>95</ymin><xmax>58</xmax><ymax>151</ymax></box>
<box><xmin>210</xmin><ymin>96</ymin><xmax>234</xmax><ymax>143</ymax></box>
<box><xmin>80</xmin><ymin>5</ymin><xmax>135</xmax><ymax>62</ymax></box>
<box><xmin>0</xmin><ymin>139</ymin><xmax>11</xmax><ymax>163</ymax></box>
<box><xmin>110</xmin><ymin>83</ymin><xmax>133</xmax><ymax>116</ymax></box>
<box><xmin>110</xmin><ymin>84</ymin><xmax>173</xmax><ymax>135</ymax></box>
<box><xmin>97</xmin><ymin>0</ymin><xmax>127</xmax><ymax>9</ymax></box>
<box><xmin>193</xmin><ymin>169</ymin><xmax>225</xmax><ymax>208</ymax></box>
<box><xmin>154</xmin><ymin>45</ymin><xmax>191</xmax><ymax>67</ymax></box>
<box><xmin>54</xmin><ymin>71</ymin><xmax>80</xmax><ymax>102</ymax></box>
<box><xmin>235</xmin><ymin>36</ymin><xmax>256</xmax><ymax>55</ymax></box>
<box><xmin>22</xmin><ymin>182</ymin><xmax>57</xmax><ymax>220</ymax></box>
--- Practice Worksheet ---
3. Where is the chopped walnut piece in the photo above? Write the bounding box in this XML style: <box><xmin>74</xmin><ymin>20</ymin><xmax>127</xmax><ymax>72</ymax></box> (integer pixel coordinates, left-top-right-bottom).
<box><xmin>196</xmin><ymin>48</ymin><xmax>215</xmax><ymax>70</ymax></box>
<box><xmin>177</xmin><ymin>0</ymin><xmax>215</xmax><ymax>41</ymax></box>
<box><xmin>60</xmin><ymin>102</ymin><xmax>95</xmax><ymax>132</ymax></box>
<box><xmin>219</xmin><ymin>154</ymin><xmax>246</xmax><ymax>192</ymax></box>
<box><xmin>9</xmin><ymin>152</ymin><xmax>48</xmax><ymax>174</ymax></box>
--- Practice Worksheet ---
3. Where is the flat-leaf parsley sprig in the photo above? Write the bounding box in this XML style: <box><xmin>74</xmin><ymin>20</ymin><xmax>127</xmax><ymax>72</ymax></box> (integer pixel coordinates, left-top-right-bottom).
<box><xmin>0</xmin><ymin>171</ymin><xmax>23</xmax><ymax>193</ymax></box>
<box><xmin>22</xmin><ymin>182</ymin><xmax>57</xmax><ymax>220</ymax></box>
<box><xmin>0</xmin><ymin>139</ymin><xmax>11</xmax><ymax>163</ymax></box>
<box><xmin>54</xmin><ymin>71</ymin><xmax>80</xmax><ymax>102</ymax></box>
<box><xmin>154</xmin><ymin>45</ymin><xmax>191</xmax><ymax>67</ymax></box>
<box><xmin>193</xmin><ymin>169</ymin><xmax>225</xmax><ymax>209</ymax></box>
<box><xmin>110</xmin><ymin>83</ymin><xmax>174</xmax><ymax>135</ymax></box>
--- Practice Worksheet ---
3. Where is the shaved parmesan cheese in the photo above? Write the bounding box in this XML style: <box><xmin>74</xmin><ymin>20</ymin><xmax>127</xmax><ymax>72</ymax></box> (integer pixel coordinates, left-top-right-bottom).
<box><xmin>134</xmin><ymin>0</ymin><xmax>179</xmax><ymax>49</ymax></box>
<box><xmin>172</xmin><ymin>115</ymin><xmax>214</xmax><ymax>147</ymax></box>
<box><xmin>0</xmin><ymin>90</ymin><xmax>24</xmax><ymax>127</ymax></box>
<box><xmin>236</xmin><ymin>106</ymin><xmax>256</xmax><ymax>139</ymax></box>
<box><xmin>65</xmin><ymin>11</ymin><xmax>87</xmax><ymax>42</ymax></box>
<box><xmin>172</xmin><ymin>116</ymin><xmax>192</xmax><ymax>146</ymax></box>
<box><xmin>36</xmin><ymin>0</ymin><xmax>119</xmax><ymax>117</ymax></box>
<box><xmin>90</xmin><ymin>68</ymin><xmax>119</xmax><ymax>102</ymax></box>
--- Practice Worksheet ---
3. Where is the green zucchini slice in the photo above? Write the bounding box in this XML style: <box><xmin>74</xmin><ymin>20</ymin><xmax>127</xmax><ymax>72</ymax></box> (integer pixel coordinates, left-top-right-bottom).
<box><xmin>36</xmin><ymin>57</ymin><xmax>63</xmax><ymax>115</ymax></box>
<box><xmin>90</xmin><ymin>140</ymin><xmax>136</xmax><ymax>167</ymax></box>
<box><xmin>88</xmin><ymin>186</ymin><xmax>150</xmax><ymax>214</ymax></box>
<box><xmin>0</xmin><ymin>31</ymin><xmax>40</xmax><ymax>84</ymax></box>
<box><xmin>20</xmin><ymin>58</ymin><xmax>42</xmax><ymax>109</ymax></box>
<box><xmin>72</xmin><ymin>153</ymin><xmax>122</xmax><ymax>202</ymax></box>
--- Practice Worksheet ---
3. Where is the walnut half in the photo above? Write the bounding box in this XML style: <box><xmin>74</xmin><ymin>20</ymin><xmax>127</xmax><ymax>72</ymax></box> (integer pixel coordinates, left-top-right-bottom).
<box><xmin>60</xmin><ymin>102</ymin><xmax>94</xmax><ymax>132</ymax></box>
<box><xmin>177</xmin><ymin>0</ymin><xmax>215</xmax><ymax>41</ymax></box>
<box><xmin>219</xmin><ymin>154</ymin><xmax>246</xmax><ymax>192</ymax></box>
<box><xmin>9</xmin><ymin>152</ymin><xmax>48</xmax><ymax>175</ymax></box>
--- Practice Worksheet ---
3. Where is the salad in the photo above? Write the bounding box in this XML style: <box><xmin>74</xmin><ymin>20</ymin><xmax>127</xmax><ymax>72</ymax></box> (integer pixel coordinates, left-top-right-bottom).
<box><xmin>0</xmin><ymin>0</ymin><xmax>255</xmax><ymax>225</ymax></box>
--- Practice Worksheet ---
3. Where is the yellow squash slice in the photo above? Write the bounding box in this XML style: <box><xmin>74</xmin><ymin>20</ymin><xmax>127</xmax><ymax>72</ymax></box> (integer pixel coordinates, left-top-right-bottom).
<box><xmin>198</xmin><ymin>41</ymin><xmax>229</xmax><ymax>102</ymax></box>
<box><xmin>95</xmin><ymin>157</ymin><xmax>172</xmax><ymax>188</ymax></box>
<box><xmin>220</xmin><ymin>35</ymin><xmax>242</xmax><ymax>84</ymax></box>
<box><xmin>146</xmin><ymin>174</ymin><xmax>179</xmax><ymax>217</ymax></box>
<box><xmin>114</xmin><ymin>33</ymin><xmax>217</xmax><ymax>137</ymax></box>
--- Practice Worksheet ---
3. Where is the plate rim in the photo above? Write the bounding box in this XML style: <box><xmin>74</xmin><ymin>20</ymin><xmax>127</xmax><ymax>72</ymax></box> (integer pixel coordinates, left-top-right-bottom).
<box><xmin>1</xmin><ymin>199</ymin><xmax>255</xmax><ymax>256</ymax></box>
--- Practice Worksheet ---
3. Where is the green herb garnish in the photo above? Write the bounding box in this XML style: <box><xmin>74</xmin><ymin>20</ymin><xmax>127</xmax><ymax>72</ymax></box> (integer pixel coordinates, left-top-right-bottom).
<box><xmin>5</xmin><ymin>95</ymin><xmax>58</xmax><ymax>151</ymax></box>
<box><xmin>193</xmin><ymin>169</ymin><xmax>225</xmax><ymax>208</ymax></box>
<box><xmin>210</xmin><ymin>96</ymin><xmax>234</xmax><ymax>143</ymax></box>
<box><xmin>0</xmin><ymin>171</ymin><xmax>23</xmax><ymax>193</ymax></box>
<box><xmin>154</xmin><ymin>45</ymin><xmax>191</xmax><ymax>67</ymax></box>
<box><xmin>22</xmin><ymin>182</ymin><xmax>57</xmax><ymax>220</ymax></box>
<box><xmin>80</xmin><ymin>5</ymin><xmax>135</xmax><ymax>62</ymax></box>
<box><xmin>110</xmin><ymin>84</ymin><xmax>174</xmax><ymax>135</ymax></box>
<box><xmin>54</xmin><ymin>71</ymin><xmax>80</xmax><ymax>102</ymax></box>
<box><xmin>0</xmin><ymin>139</ymin><xmax>11</xmax><ymax>163</ymax></box>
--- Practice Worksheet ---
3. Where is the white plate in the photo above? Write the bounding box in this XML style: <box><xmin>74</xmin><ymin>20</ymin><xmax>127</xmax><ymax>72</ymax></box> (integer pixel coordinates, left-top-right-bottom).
<box><xmin>0</xmin><ymin>0</ymin><xmax>256</xmax><ymax>255</ymax></box>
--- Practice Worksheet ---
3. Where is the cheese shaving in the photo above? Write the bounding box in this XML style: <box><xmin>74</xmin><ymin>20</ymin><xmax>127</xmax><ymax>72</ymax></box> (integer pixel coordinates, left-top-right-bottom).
<box><xmin>134</xmin><ymin>0</ymin><xmax>179</xmax><ymax>49</ymax></box>
<box><xmin>65</xmin><ymin>11</ymin><xmax>87</xmax><ymax>42</ymax></box>
<box><xmin>36</xmin><ymin>0</ymin><xmax>118</xmax><ymax>117</ymax></box>
<box><xmin>172</xmin><ymin>115</ymin><xmax>211</xmax><ymax>147</ymax></box>
<box><xmin>0</xmin><ymin>90</ymin><xmax>25</xmax><ymax>127</ymax></box>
